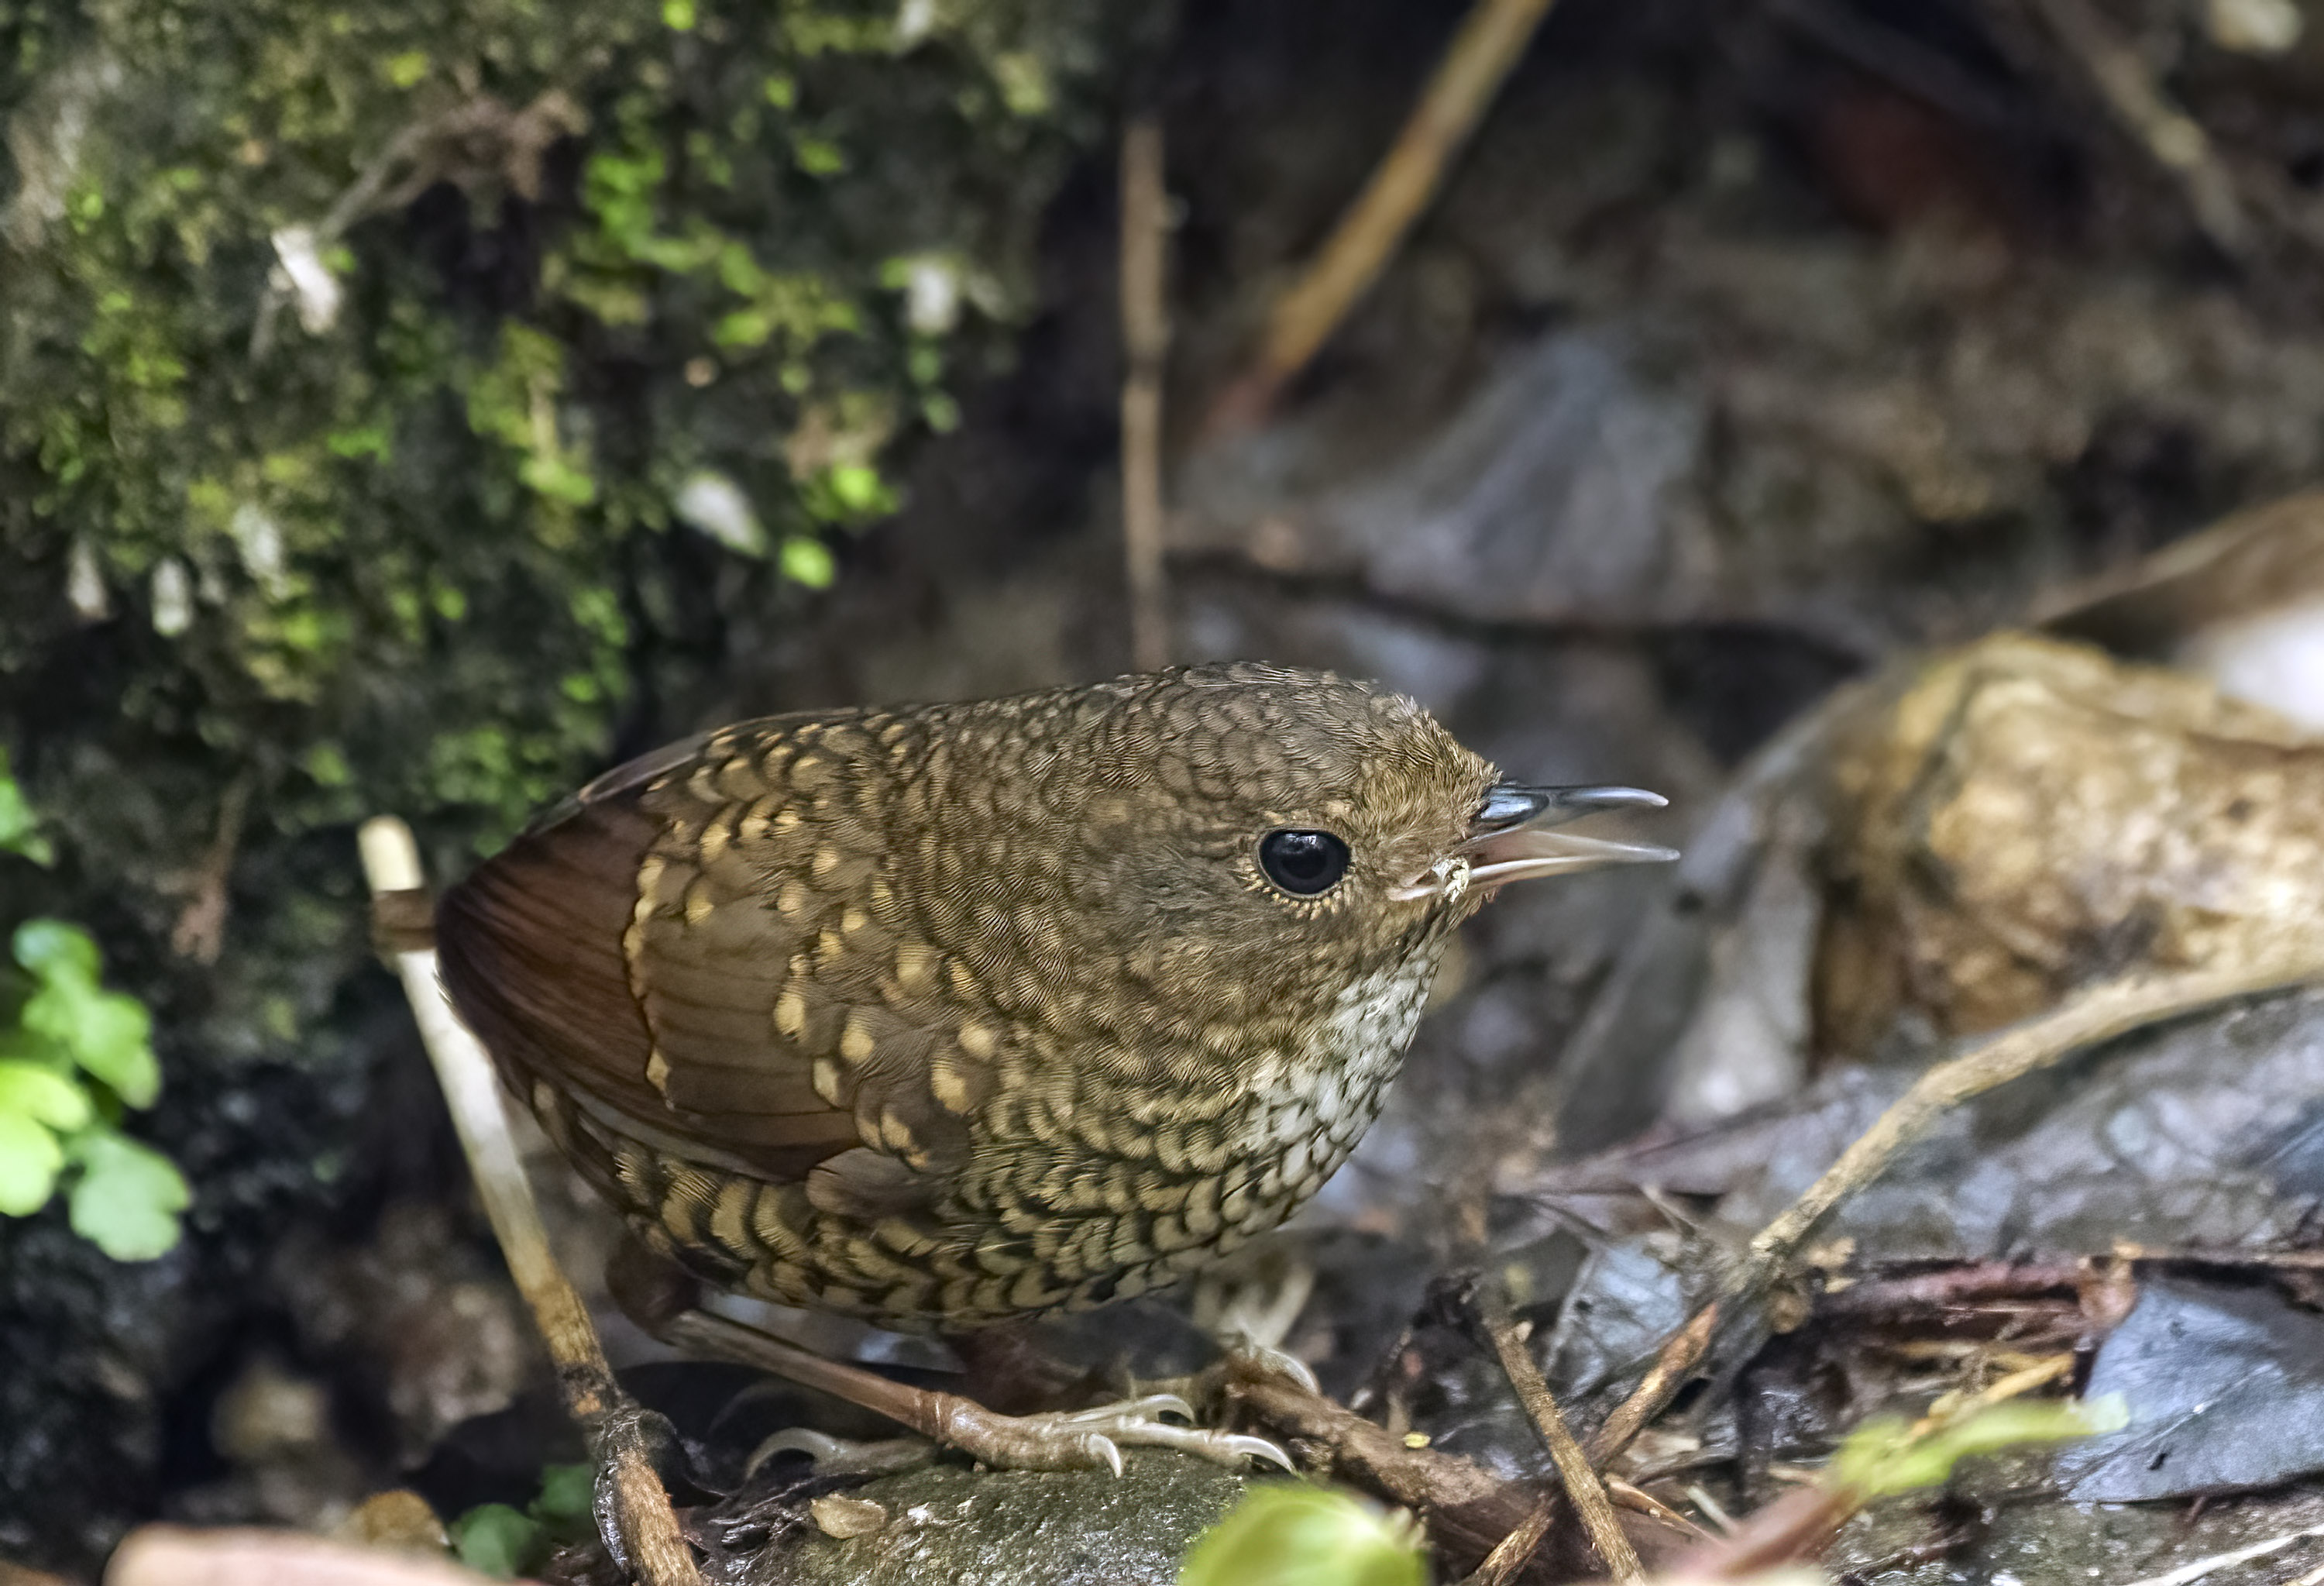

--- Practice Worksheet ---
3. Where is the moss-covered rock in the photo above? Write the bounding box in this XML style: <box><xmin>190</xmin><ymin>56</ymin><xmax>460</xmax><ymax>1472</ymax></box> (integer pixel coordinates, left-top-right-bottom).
<box><xmin>727</xmin><ymin>1452</ymin><xmax>1249</xmax><ymax>1586</ymax></box>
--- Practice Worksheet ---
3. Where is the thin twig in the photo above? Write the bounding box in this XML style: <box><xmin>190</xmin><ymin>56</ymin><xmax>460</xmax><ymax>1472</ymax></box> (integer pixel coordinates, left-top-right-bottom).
<box><xmin>1586</xmin><ymin>1302</ymin><xmax>1719</xmax><ymax>1468</ymax></box>
<box><xmin>358</xmin><ymin>818</ymin><xmax>701</xmax><ymax>1586</ymax></box>
<box><xmin>1206</xmin><ymin>0</ymin><xmax>1559</xmax><ymax>433</ymax></box>
<box><xmin>1587</xmin><ymin>957</ymin><xmax>2324</xmax><ymax>1468</ymax></box>
<box><xmin>170</xmin><ymin>776</ymin><xmax>249</xmax><ymax>964</ymax></box>
<box><xmin>1686</xmin><ymin>1485</ymin><xmax>1738</xmax><ymax>1536</ymax></box>
<box><xmin>2106</xmin><ymin>1244</ymin><xmax>2324</xmax><ymax>1271</ymax></box>
<box><xmin>1474</xmin><ymin>1282</ymin><xmax>1644</xmax><ymax>1584</ymax></box>
<box><xmin>1812</xmin><ymin>1260</ymin><xmax>2083</xmax><ymax>1320</ymax></box>
<box><xmin>1536</xmin><ymin>1247</ymin><xmax>1602</xmax><ymax>1381</ymax></box>
<box><xmin>1119</xmin><ymin>115</ymin><xmax>1172</xmax><ymax>673</ymax></box>
<box><xmin>1226</xmin><ymin>1302</ymin><xmax>1687</xmax><ymax>1585</ymax></box>
<box><xmin>1604</xmin><ymin>1478</ymin><xmax>1707</xmax><ymax>1538</ymax></box>
<box><xmin>2020</xmin><ymin>0</ymin><xmax>2248</xmax><ymax>256</ymax></box>
<box><xmin>1222</xmin><ymin>1366</ymin><xmax>1544</xmax><ymax>1574</ymax></box>
<box><xmin>1459</xmin><ymin>1499</ymin><xmax>1560</xmax><ymax>1586</ymax></box>
<box><xmin>1749</xmin><ymin>963</ymin><xmax>2316</xmax><ymax>1262</ymax></box>
<box><xmin>1908</xmin><ymin>1351</ymin><xmax>2075</xmax><ymax>1438</ymax></box>
<box><xmin>253</xmin><ymin>91</ymin><xmax>584</xmax><ymax>359</ymax></box>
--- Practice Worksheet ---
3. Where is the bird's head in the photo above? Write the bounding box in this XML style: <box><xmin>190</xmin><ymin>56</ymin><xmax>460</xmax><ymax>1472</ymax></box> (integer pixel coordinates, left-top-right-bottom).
<box><xmin>961</xmin><ymin>662</ymin><xmax>1677</xmax><ymax>1044</ymax></box>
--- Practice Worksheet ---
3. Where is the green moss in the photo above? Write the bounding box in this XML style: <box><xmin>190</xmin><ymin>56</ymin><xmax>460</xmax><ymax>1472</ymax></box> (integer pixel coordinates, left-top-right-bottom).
<box><xmin>2</xmin><ymin>0</ymin><xmax>1143</xmax><ymax>872</ymax></box>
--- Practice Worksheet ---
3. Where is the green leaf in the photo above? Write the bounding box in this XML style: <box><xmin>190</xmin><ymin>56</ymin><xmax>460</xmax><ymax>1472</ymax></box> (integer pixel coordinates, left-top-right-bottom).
<box><xmin>533</xmin><ymin>1463</ymin><xmax>596</xmax><ymax>1526</ymax></box>
<box><xmin>711</xmin><ymin>308</ymin><xmax>772</xmax><ymax>349</ymax></box>
<box><xmin>1178</xmin><ymin>1483</ymin><xmax>1427</xmax><ymax>1586</ymax></box>
<box><xmin>13</xmin><ymin>918</ymin><xmax>100</xmax><ymax>983</ymax></box>
<box><xmin>779</xmin><ymin>535</ymin><xmax>835</xmax><ymax>588</ymax></box>
<box><xmin>0</xmin><ymin>1110</ymin><xmax>66</xmax><ymax>1216</ymax></box>
<box><xmin>0</xmin><ymin>1061</ymin><xmax>93</xmax><ymax>1131</ymax></box>
<box><xmin>518</xmin><ymin>452</ymin><xmax>599</xmax><ymax>507</ymax></box>
<box><xmin>9</xmin><ymin>921</ymin><xmax>162</xmax><ymax>1108</ymax></box>
<box><xmin>304</xmin><ymin>741</ymin><xmax>352</xmax><ymax>787</ymax></box>
<box><xmin>826</xmin><ymin>463</ymin><xmax>885</xmax><ymax>514</ymax></box>
<box><xmin>792</xmin><ymin>136</ymin><xmax>846</xmax><ymax>177</ymax></box>
<box><xmin>452</xmin><ymin>1502</ymin><xmax>545</xmax><ymax>1578</ymax></box>
<box><xmin>24</xmin><ymin>978</ymin><xmax>159</xmax><ymax>1106</ymax></box>
<box><xmin>1831</xmin><ymin>1395</ymin><xmax>2130</xmax><ymax>1499</ymax></box>
<box><xmin>802</xmin><ymin>463</ymin><xmax>897</xmax><ymax>525</ymax></box>
<box><xmin>0</xmin><ymin>753</ymin><xmax>53</xmax><ymax>865</ymax></box>
<box><xmin>65</xmin><ymin>1128</ymin><xmax>189</xmax><ymax>1260</ymax></box>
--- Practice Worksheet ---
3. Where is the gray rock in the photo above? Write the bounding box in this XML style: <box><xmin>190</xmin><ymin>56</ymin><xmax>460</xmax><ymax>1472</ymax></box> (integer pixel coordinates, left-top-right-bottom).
<box><xmin>727</xmin><ymin>1452</ymin><xmax>1248</xmax><ymax>1586</ymax></box>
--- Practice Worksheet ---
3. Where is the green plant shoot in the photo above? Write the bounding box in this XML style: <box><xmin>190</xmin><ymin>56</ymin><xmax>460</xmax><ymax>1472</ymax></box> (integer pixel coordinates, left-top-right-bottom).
<box><xmin>0</xmin><ymin>917</ymin><xmax>190</xmax><ymax>1259</ymax></box>
<box><xmin>452</xmin><ymin>1462</ymin><xmax>596</xmax><ymax>1577</ymax></box>
<box><xmin>1830</xmin><ymin>1394</ymin><xmax>2130</xmax><ymax>1499</ymax></box>
<box><xmin>0</xmin><ymin>752</ymin><xmax>51</xmax><ymax>866</ymax></box>
<box><xmin>1178</xmin><ymin>1482</ymin><xmax>1428</xmax><ymax>1586</ymax></box>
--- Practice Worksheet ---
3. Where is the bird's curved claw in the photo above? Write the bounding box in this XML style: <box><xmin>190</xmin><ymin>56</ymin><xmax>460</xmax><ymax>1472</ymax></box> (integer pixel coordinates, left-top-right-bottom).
<box><xmin>1092</xmin><ymin>1436</ymin><xmax>1126</xmax><ymax>1478</ymax></box>
<box><xmin>1052</xmin><ymin>1392</ymin><xmax>1197</xmax><ymax>1426</ymax></box>
<box><xmin>923</xmin><ymin>1390</ymin><xmax>1288</xmax><ymax>1476</ymax></box>
<box><xmin>1081</xmin><ymin>1421</ymin><xmax>1294</xmax><ymax>1472</ymax></box>
<box><xmin>1223</xmin><ymin>1337</ymin><xmax>1322</xmax><ymax>1395</ymax></box>
<box><xmin>744</xmin><ymin>1426</ymin><xmax>856</xmax><ymax>1478</ymax></box>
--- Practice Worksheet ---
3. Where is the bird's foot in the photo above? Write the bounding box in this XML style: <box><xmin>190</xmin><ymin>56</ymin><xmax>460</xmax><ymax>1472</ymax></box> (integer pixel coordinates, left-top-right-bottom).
<box><xmin>665</xmin><ymin>1302</ymin><xmax>1291</xmax><ymax>1478</ymax></box>
<box><xmin>921</xmin><ymin>1388</ymin><xmax>1293</xmax><ymax>1476</ymax></box>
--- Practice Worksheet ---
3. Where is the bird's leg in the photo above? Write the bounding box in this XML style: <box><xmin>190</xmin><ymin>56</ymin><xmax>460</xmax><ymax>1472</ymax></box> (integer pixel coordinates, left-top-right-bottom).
<box><xmin>1191</xmin><ymin>1254</ymin><xmax>1316</xmax><ymax>1357</ymax></box>
<box><xmin>607</xmin><ymin>1236</ymin><xmax>1286</xmax><ymax>1474</ymax></box>
<box><xmin>1181</xmin><ymin>1252</ymin><xmax>1329</xmax><ymax>1405</ymax></box>
<box><xmin>665</xmin><ymin>1305</ymin><xmax>1290</xmax><ymax>1474</ymax></box>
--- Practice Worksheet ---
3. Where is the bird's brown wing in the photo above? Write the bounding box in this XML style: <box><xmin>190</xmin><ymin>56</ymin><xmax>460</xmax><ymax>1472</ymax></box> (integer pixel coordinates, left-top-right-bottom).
<box><xmin>436</xmin><ymin>712</ymin><xmax>978</xmax><ymax>1210</ymax></box>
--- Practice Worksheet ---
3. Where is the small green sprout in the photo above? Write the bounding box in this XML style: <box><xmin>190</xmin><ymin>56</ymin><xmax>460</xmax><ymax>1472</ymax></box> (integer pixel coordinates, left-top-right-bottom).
<box><xmin>1179</xmin><ymin>1482</ymin><xmax>1428</xmax><ymax>1586</ymax></box>
<box><xmin>0</xmin><ymin>751</ymin><xmax>53</xmax><ymax>866</ymax></box>
<box><xmin>452</xmin><ymin>1463</ymin><xmax>596</xmax><ymax>1577</ymax></box>
<box><xmin>1829</xmin><ymin>1394</ymin><xmax>2129</xmax><ymax>1499</ymax></box>
<box><xmin>0</xmin><ymin>917</ymin><xmax>190</xmax><ymax>1259</ymax></box>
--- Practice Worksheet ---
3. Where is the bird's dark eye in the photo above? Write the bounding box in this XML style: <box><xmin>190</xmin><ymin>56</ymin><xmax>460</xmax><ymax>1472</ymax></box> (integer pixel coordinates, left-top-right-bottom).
<box><xmin>1258</xmin><ymin>829</ymin><xmax>1351</xmax><ymax>896</ymax></box>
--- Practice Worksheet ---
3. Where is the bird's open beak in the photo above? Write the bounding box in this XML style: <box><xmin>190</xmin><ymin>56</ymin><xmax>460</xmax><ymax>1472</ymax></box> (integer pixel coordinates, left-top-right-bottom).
<box><xmin>1459</xmin><ymin>783</ymin><xmax>1679</xmax><ymax>887</ymax></box>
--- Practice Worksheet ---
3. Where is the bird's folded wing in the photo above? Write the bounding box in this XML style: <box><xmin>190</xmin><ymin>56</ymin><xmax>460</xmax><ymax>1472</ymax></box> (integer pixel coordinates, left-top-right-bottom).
<box><xmin>436</xmin><ymin>714</ymin><xmax>977</xmax><ymax>1202</ymax></box>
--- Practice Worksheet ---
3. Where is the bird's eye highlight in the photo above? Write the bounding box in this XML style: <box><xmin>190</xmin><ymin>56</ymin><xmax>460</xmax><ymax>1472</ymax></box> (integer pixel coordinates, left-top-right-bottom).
<box><xmin>1258</xmin><ymin>829</ymin><xmax>1351</xmax><ymax>896</ymax></box>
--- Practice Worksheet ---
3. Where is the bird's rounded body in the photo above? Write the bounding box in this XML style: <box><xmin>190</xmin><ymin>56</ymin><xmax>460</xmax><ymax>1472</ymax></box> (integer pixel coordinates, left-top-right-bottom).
<box><xmin>526</xmin><ymin>949</ymin><xmax>1435</xmax><ymax>1329</ymax></box>
<box><xmin>437</xmin><ymin>663</ymin><xmax>1662</xmax><ymax>1331</ymax></box>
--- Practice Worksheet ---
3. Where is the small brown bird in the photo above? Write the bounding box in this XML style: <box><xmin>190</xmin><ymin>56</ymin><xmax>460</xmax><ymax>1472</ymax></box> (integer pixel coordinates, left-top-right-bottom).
<box><xmin>438</xmin><ymin>662</ymin><xmax>1672</xmax><ymax>1465</ymax></box>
